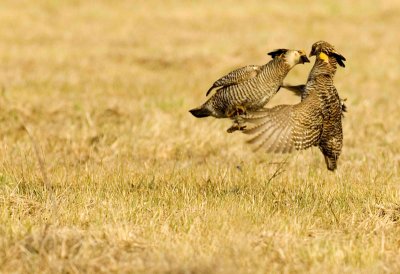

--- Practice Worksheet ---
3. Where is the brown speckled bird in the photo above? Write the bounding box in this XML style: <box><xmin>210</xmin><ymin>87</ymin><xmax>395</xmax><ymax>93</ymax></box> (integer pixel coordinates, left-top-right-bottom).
<box><xmin>282</xmin><ymin>41</ymin><xmax>347</xmax><ymax>114</ymax></box>
<box><xmin>242</xmin><ymin>44</ymin><xmax>346</xmax><ymax>171</ymax></box>
<box><xmin>189</xmin><ymin>49</ymin><xmax>309</xmax><ymax>132</ymax></box>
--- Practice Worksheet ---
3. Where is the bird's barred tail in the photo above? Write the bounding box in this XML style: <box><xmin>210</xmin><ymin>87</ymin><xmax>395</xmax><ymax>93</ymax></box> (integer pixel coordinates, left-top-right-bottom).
<box><xmin>324</xmin><ymin>155</ymin><xmax>337</xmax><ymax>171</ymax></box>
<box><xmin>189</xmin><ymin>107</ymin><xmax>211</xmax><ymax>118</ymax></box>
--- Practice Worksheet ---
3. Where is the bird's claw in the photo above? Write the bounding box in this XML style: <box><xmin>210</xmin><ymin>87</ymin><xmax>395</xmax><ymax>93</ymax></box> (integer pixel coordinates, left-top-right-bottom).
<box><xmin>227</xmin><ymin>124</ymin><xmax>247</xmax><ymax>133</ymax></box>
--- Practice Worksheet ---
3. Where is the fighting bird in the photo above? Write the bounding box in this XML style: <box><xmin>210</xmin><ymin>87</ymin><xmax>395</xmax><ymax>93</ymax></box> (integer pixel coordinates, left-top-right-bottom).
<box><xmin>281</xmin><ymin>41</ymin><xmax>347</xmax><ymax>114</ymax></box>
<box><xmin>189</xmin><ymin>49</ymin><xmax>309</xmax><ymax>132</ymax></box>
<box><xmin>242</xmin><ymin>42</ymin><xmax>346</xmax><ymax>171</ymax></box>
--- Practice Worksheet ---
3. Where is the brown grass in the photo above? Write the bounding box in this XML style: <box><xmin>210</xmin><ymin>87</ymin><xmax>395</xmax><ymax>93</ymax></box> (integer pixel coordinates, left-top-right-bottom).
<box><xmin>0</xmin><ymin>0</ymin><xmax>400</xmax><ymax>273</ymax></box>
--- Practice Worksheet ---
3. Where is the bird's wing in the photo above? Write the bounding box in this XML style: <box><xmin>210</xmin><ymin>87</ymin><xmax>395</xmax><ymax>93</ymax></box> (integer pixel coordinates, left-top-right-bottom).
<box><xmin>242</xmin><ymin>98</ymin><xmax>323</xmax><ymax>153</ymax></box>
<box><xmin>280</xmin><ymin>84</ymin><xmax>306</xmax><ymax>97</ymax></box>
<box><xmin>206</xmin><ymin>65</ymin><xmax>262</xmax><ymax>96</ymax></box>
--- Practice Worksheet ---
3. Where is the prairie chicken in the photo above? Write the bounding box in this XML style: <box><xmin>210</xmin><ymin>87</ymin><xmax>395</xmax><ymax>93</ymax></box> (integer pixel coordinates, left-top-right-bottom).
<box><xmin>242</xmin><ymin>45</ymin><xmax>346</xmax><ymax>171</ymax></box>
<box><xmin>281</xmin><ymin>41</ymin><xmax>347</xmax><ymax>114</ymax></box>
<box><xmin>189</xmin><ymin>49</ymin><xmax>309</xmax><ymax>132</ymax></box>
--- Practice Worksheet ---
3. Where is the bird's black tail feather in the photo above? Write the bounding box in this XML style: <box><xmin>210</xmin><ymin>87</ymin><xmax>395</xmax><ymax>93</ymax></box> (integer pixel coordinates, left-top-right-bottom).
<box><xmin>189</xmin><ymin>107</ymin><xmax>211</xmax><ymax>118</ymax></box>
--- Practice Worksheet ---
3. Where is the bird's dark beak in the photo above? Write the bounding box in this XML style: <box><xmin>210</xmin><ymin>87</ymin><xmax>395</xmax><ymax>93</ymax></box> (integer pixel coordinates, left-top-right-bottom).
<box><xmin>300</xmin><ymin>55</ymin><xmax>310</xmax><ymax>64</ymax></box>
<box><xmin>309</xmin><ymin>50</ymin><xmax>315</xmax><ymax>57</ymax></box>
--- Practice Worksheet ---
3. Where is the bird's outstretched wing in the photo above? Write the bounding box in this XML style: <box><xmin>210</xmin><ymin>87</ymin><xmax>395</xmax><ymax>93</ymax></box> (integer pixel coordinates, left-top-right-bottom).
<box><xmin>206</xmin><ymin>65</ymin><xmax>261</xmax><ymax>96</ymax></box>
<box><xmin>242</xmin><ymin>100</ymin><xmax>323</xmax><ymax>153</ymax></box>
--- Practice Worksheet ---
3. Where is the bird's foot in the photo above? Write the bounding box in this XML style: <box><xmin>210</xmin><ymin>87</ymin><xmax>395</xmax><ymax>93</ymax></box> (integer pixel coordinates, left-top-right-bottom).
<box><xmin>227</xmin><ymin>124</ymin><xmax>247</xmax><ymax>133</ymax></box>
<box><xmin>340</xmin><ymin>97</ymin><xmax>348</xmax><ymax>114</ymax></box>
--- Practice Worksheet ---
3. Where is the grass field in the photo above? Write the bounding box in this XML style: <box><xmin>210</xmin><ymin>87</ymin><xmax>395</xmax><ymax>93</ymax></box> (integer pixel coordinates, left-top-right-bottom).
<box><xmin>1</xmin><ymin>0</ymin><xmax>399</xmax><ymax>273</ymax></box>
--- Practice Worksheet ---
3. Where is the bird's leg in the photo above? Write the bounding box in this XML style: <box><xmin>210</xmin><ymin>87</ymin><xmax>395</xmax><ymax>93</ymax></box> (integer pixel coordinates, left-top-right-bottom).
<box><xmin>227</xmin><ymin>120</ymin><xmax>246</xmax><ymax>133</ymax></box>
<box><xmin>235</xmin><ymin>105</ymin><xmax>246</xmax><ymax>116</ymax></box>
<box><xmin>226</xmin><ymin>106</ymin><xmax>247</xmax><ymax>133</ymax></box>
<box><xmin>226</xmin><ymin>105</ymin><xmax>247</xmax><ymax>118</ymax></box>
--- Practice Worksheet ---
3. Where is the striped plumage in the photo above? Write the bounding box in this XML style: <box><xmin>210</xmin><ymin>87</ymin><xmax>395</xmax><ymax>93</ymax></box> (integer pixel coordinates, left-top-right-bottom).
<box><xmin>282</xmin><ymin>84</ymin><xmax>347</xmax><ymax>115</ymax></box>
<box><xmin>242</xmin><ymin>45</ymin><xmax>346</xmax><ymax>171</ymax></box>
<box><xmin>282</xmin><ymin>41</ymin><xmax>347</xmax><ymax>113</ymax></box>
<box><xmin>189</xmin><ymin>49</ymin><xmax>309</xmax><ymax>132</ymax></box>
<box><xmin>206</xmin><ymin>65</ymin><xmax>262</xmax><ymax>96</ymax></box>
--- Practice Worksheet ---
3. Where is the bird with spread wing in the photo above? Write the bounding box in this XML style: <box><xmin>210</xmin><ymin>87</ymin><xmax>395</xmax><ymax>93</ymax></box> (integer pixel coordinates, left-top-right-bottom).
<box><xmin>189</xmin><ymin>49</ymin><xmax>309</xmax><ymax>132</ymax></box>
<box><xmin>242</xmin><ymin>41</ymin><xmax>346</xmax><ymax>171</ymax></box>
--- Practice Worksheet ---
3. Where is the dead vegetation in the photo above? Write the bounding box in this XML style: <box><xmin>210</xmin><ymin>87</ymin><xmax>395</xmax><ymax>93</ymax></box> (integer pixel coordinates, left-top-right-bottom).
<box><xmin>0</xmin><ymin>0</ymin><xmax>400</xmax><ymax>273</ymax></box>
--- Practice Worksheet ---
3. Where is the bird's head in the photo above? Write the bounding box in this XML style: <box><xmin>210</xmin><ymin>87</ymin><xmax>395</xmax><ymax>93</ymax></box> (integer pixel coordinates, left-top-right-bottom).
<box><xmin>309</xmin><ymin>41</ymin><xmax>346</xmax><ymax>67</ymax></box>
<box><xmin>268</xmin><ymin>49</ymin><xmax>310</xmax><ymax>68</ymax></box>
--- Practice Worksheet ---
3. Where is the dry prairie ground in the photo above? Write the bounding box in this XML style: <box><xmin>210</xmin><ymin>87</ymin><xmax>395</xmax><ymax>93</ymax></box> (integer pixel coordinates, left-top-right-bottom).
<box><xmin>0</xmin><ymin>0</ymin><xmax>400</xmax><ymax>273</ymax></box>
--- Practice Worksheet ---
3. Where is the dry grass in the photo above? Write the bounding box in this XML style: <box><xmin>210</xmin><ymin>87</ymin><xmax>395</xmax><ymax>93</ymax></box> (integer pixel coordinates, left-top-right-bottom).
<box><xmin>1</xmin><ymin>0</ymin><xmax>400</xmax><ymax>273</ymax></box>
